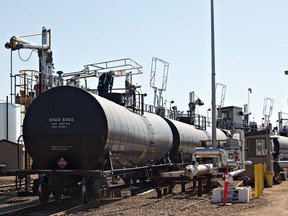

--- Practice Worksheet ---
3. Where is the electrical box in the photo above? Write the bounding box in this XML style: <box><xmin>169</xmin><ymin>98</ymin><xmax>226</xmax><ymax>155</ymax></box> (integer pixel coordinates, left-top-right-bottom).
<box><xmin>212</xmin><ymin>186</ymin><xmax>252</xmax><ymax>203</ymax></box>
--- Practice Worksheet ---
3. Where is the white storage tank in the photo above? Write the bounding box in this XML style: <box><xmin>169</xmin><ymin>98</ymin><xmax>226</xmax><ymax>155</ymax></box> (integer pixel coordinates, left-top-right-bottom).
<box><xmin>0</xmin><ymin>101</ymin><xmax>17</xmax><ymax>142</ymax></box>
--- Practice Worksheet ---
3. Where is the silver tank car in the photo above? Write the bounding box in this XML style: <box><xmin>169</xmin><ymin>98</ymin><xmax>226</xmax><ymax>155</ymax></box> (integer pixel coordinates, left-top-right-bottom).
<box><xmin>272</xmin><ymin>135</ymin><xmax>288</xmax><ymax>159</ymax></box>
<box><xmin>23</xmin><ymin>86</ymin><xmax>173</xmax><ymax>170</ymax></box>
<box><xmin>165</xmin><ymin>119</ymin><xmax>228</xmax><ymax>161</ymax></box>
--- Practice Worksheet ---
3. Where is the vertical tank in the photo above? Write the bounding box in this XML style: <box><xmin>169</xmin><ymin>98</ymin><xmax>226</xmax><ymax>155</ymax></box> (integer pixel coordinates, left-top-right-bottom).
<box><xmin>0</xmin><ymin>101</ymin><xmax>17</xmax><ymax>142</ymax></box>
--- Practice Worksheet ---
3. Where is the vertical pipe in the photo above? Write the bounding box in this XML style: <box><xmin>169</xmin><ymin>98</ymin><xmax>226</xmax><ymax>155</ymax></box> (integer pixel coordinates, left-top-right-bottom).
<box><xmin>278</xmin><ymin>112</ymin><xmax>282</xmax><ymax>133</ymax></box>
<box><xmin>6</xmin><ymin>96</ymin><xmax>8</xmax><ymax>140</ymax></box>
<box><xmin>17</xmin><ymin>135</ymin><xmax>22</xmax><ymax>169</ymax></box>
<box><xmin>141</xmin><ymin>94</ymin><xmax>144</xmax><ymax>115</ymax></box>
<box><xmin>248</xmin><ymin>89</ymin><xmax>250</xmax><ymax>113</ymax></box>
<box><xmin>266</xmin><ymin>129</ymin><xmax>273</xmax><ymax>172</ymax></box>
<box><xmin>210</xmin><ymin>0</ymin><xmax>217</xmax><ymax>160</ymax></box>
<box><xmin>10</xmin><ymin>50</ymin><xmax>14</xmax><ymax>103</ymax></box>
<box><xmin>234</xmin><ymin>129</ymin><xmax>245</xmax><ymax>170</ymax></box>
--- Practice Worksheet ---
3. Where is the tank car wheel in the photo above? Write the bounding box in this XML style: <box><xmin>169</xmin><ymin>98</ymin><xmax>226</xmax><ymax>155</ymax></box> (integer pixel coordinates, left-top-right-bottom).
<box><xmin>38</xmin><ymin>176</ymin><xmax>51</xmax><ymax>204</ymax></box>
<box><xmin>82</xmin><ymin>176</ymin><xmax>98</xmax><ymax>204</ymax></box>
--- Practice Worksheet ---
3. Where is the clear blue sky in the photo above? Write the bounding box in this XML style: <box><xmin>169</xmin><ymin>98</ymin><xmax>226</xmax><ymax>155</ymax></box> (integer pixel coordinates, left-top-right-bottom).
<box><xmin>1</xmin><ymin>0</ymin><xmax>288</xmax><ymax>126</ymax></box>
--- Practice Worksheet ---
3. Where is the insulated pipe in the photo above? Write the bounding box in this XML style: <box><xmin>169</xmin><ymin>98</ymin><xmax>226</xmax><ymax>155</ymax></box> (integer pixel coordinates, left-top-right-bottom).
<box><xmin>192</xmin><ymin>148</ymin><xmax>238</xmax><ymax>168</ymax></box>
<box><xmin>277</xmin><ymin>161</ymin><xmax>288</xmax><ymax>168</ymax></box>
<box><xmin>233</xmin><ymin>129</ymin><xmax>245</xmax><ymax>169</ymax></box>
<box><xmin>245</xmin><ymin>160</ymin><xmax>253</xmax><ymax>166</ymax></box>
<box><xmin>8</xmin><ymin>36</ymin><xmax>49</xmax><ymax>51</ymax></box>
<box><xmin>228</xmin><ymin>169</ymin><xmax>245</xmax><ymax>180</ymax></box>
<box><xmin>279</xmin><ymin>154</ymin><xmax>288</xmax><ymax>160</ymax></box>
<box><xmin>226</xmin><ymin>160</ymin><xmax>239</xmax><ymax>168</ymax></box>
<box><xmin>17</xmin><ymin>44</ymin><xmax>49</xmax><ymax>50</ymax></box>
<box><xmin>192</xmin><ymin>148</ymin><xmax>227</xmax><ymax>159</ymax></box>
<box><xmin>184</xmin><ymin>163</ymin><xmax>214</xmax><ymax>178</ymax></box>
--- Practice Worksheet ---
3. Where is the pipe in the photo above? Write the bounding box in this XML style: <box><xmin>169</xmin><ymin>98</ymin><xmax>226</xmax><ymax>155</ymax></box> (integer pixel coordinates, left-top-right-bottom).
<box><xmin>233</xmin><ymin>129</ymin><xmax>245</xmax><ymax>169</ymax></box>
<box><xmin>245</xmin><ymin>160</ymin><xmax>253</xmax><ymax>166</ymax></box>
<box><xmin>210</xmin><ymin>0</ymin><xmax>217</xmax><ymax>168</ymax></box>
<box><xmin>184</xmin><ymin>163</ymin><xmax>214</xmax><ymax>178</ymax></box>
<box><xmin>192</xmin><ymin>148</ymin><xmax>226</xmax><ymax>158</ymax></box>
<box><xmin>279</xmin><ymin>154</ymin><xmax>288</xmax><ymax>160</ymax></box>
<box><xmin>228</xmin><ymin>169</ymin><xmax>245</xmax><ymax>180</ymax></box>
<box><xmin>6</xmin><ymin>96</ymin><xmax>8</xmax><ymax>140</ymax></box>
<box><xmin>192</xmin><ymin>148</ymin><xmax>239</xmax><ymax>168</ymax></box>
<box><xmin>226</xmin><ymin>160</ymin><xmax>239</xmax><ymax>167</ymax></box>
<box><xmin>277</xmin><ymin>161</ymin><xmax>288</xmax><ymax>169</ymax></box>
<box><xmin>160</xmin><ymin>170</ymin><xmax>184</xmax><ymax>178</ymax></box>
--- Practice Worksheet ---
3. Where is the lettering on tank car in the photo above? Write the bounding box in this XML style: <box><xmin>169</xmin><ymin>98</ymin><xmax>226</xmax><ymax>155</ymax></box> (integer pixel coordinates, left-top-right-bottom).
<box><xmin>51</xmin><ymin>145</ymin><xmax>72</xmax><ymax>151</ymax></box>
<box><xmin>49</xmin><ymin>117</ymin><xmax>74</xmax><ymax>129</ymax></box>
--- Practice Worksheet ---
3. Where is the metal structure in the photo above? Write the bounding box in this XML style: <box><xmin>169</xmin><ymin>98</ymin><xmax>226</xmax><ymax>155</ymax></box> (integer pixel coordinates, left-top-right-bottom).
<box><xmin>263</xmin><ymin>97</ymin><xmax>274</xmax><ymax>128</ymax></box>
<box><xmin>6</xmin><ymin>26</ymin><xmax>54</xmax><ymax>104</ymax></box>
<box><xmin>5</xmin><ymin>27</ymin><xmax>53</xmax><ymax>192</ymax></box>
<box><xmin>188</xmin><ymin>91</ymin><xmax>204</xmax><ymax>116</ymax></box>
<box><xmin>5</xmin><ymin>27</ymin><xmax>146</xmax><ymax>196</ymax></box>
<box><xmin>3</xmin><ymin>26</ymin><xmax>264</xmax><ymax>205</ymax></box>
<box><xmin>61</xmin><ymin>58</ymin><xmax>143</xmax><ymax>91</ymax></box>
<box><xmin>210</xmin><ymin>0</ymin><xmax>217</xmax><ymax>170</ymax></box>
<box><xmin>150</xmin><ymin>57</ymin><xmax>169</xmax><ymax>111</ymax></box>
<box><xmin>278</xmin><ymin>111</ymin><xmax>288</xmax><ymax>136</ymax></box>
<box><xmin>21</xmin><ymin>85</ymin><xmax>236</xmax><ymax>203</ymax></box>
<box><xmin>216</xmin><ymin>83</ymin><xmax>226</xmax><ymax>119</ymax></box>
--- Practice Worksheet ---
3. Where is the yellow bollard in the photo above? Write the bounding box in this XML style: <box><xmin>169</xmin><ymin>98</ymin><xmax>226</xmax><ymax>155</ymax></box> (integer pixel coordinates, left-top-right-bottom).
<box><xmin>254</xmin><ymin>163</ymin><xmax>264</xmax><ymax>198</ymax></box>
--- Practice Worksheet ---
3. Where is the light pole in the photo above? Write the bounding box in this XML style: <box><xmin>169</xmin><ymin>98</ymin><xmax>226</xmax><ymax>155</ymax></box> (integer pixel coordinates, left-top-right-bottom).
<box><xmin>210</xmin><ymin>0</ymin><xmax>217</xmax><ymax>167</ymax></box>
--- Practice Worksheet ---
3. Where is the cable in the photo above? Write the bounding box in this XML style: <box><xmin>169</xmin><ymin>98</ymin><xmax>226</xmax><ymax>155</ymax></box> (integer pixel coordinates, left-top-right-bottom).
<box><xmin>18</xmin><ymin>49</ymin><xmax>35</xmax><ymax>62</ymax></box>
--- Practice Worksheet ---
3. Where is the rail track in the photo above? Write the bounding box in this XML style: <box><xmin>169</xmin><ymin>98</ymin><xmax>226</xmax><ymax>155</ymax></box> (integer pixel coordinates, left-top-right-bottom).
<box><xmin>0</xmin><ymin>181</ymin><xmax>155</xmax><ymax>216</ymax></box>
<box><xmin>0</xmin><ymin>183</ymin><xmax>17</xmax><ymax>190</ymax></box>
<box><xmin>0</xmin><ymin>196</ymin><xmax>83</xmax><ymax>216</ymax></box>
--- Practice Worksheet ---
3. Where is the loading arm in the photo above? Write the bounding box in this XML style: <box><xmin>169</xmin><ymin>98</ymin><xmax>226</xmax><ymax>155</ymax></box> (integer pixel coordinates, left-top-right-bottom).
<box><xmin>5</xmin><ymin>27</ymin><xmax>54</xmax><ymax>94</ymax></box>
<box><xmin>5</xmin><ymin>36</ymin><xmax>50</xmax><ymax>51</ymax></box>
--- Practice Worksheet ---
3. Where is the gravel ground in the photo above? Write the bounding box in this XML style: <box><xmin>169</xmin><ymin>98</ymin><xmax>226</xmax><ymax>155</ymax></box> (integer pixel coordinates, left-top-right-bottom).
<box><xmin>0</xmin><ymin>176</ymin><xmax>39</xmax><ymax>213</ymax></box>
<box><xmin>70</xmin><ymin>181</ymin><xmax>288</xmax><ymax>216</ymax></box>
<box><xmin>1</xmin><ymin>176</ymin><xmax>288</xmax><ymax>216</ymax></box>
